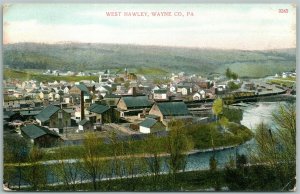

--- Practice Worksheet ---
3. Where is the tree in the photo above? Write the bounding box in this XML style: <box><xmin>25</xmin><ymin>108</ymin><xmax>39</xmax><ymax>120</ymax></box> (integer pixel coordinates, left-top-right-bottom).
<box><xmin>165</xmin><ymin>120</ymin><xmax>193</xmax><ymax>186</ymax></box>
<box><xmin>212</xmin><ymin>98</ymin><xmax>223</xmax><ymax>121</ymax></box>
<box><xmin>143</xmin><ymin>134</ymin><xmax>164</xmax><ymax>190</ymax></box>
<box><xmin>4</xmin><ymin>134</ymin><xmax>30</xmax><ymax>189</ymax></box>
<box><xmin>209</xmin><ymin>155</ymin><xmax>221</xmax><ymax>191</ymax></box>
<box><xmin>225</xmin><ymin>68</ymin><xmax>232</xmax><ymax>79</ymax></box>
<box><xmin>80</xmin><ymin>132</ymin><xmax>107</xmax><ymax>191</ymax></box>
<box><xmin>251</xmin><ymin>103</ymin><xmax>296</xmax><ymax>190</ymax></box>
<box><xmin>51</xmin><ymin>145</ymin><xmax>81</xmax><ymax>191</ymax></box>
<box><xmin>225</xmin><ymin>68</ymin><xmax>238</xmax><ymax>80</ymax></box>
<box><xmin>23</xmin><ymin>146</ymin><xmax>47</xmax><ymax>190</ymax></box>
<box><xmin>219</xmin><ymin>116</ymin><xmax>229</xmax><ymax>131</ymax></box>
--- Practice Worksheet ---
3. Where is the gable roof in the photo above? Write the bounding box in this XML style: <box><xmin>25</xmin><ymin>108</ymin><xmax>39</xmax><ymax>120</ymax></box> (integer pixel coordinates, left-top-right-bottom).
<box><xmin>122</xmin><ymin>96</ymin><xmax>152</xmax><ymax>108</ymax></box>
<box><xmin>139</xmin><ymin>118</ymin><xmax>158</xmax><ymax>128</ymax></box>
<box><xmin>88</xmin><ymin>104</ymin><xmax>110</xmax><ymax>114</ymax></box>
<box><xmin>3</xmin><ymin>110</ymin><xmax>17</xmax><ymax>118</ymax></box>
<box><xmin>104</xmin><ymin>94</ymin><xmax>120</xmax><ymax>98</ymax></box>
<box><xmin>21</xmin><ymin>124</ymin><xmax>60</xmax><ymax>139</ymax></box>
<box><xmin>78</xmin><ymin>119</ymin><xmax>90</xmax><ymax>126</ymax></box>
<box><xmin>75</xmin><ymin>84</ymin><xmax>90</xmax><ymax>95</ymax></box>
<box><xmin>20</xmin><ymin>110</ymin><xmax>41</xmax><ymax>116</ymax></box>
<box><xmin>156</xmin><ymin>101</ymin><xmax>190</xmax><ymax>116</ymax></box>
<box><xmin>35</xmin><ymin>105</ymin><xmax>60</xmax><ymax>122</ymax></box>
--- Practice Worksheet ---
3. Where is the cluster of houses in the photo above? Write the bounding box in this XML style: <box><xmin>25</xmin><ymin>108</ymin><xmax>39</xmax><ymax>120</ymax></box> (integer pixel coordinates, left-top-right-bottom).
<box><xmin>3</xmin><ymin>69</ymin><xmax>247</xmax><ymax>147</ymax></box>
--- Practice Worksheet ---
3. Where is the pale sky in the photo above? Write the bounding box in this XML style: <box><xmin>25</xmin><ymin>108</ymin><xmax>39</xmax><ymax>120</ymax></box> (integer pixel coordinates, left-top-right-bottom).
<box><xmin>3</xmin><ymin>4</ymin><xmax>296</xmax><ymax>50</ymax></box>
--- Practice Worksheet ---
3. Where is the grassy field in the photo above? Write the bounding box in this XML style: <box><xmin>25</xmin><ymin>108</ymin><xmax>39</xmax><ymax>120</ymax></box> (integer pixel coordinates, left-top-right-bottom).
<box><xmin>4</xmin><ymin>68</ymin><xmax>98</xmax><ymax>82</ymax></box>
<box><xmin>267</xmin><ymin>77</ymin><xmax>296</xmax><ymax>88</ymax></box>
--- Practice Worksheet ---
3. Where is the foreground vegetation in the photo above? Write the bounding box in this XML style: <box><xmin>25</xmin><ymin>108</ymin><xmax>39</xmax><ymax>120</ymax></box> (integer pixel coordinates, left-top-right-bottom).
<box><xmin>3</xmin><ymin>102</ymin><xmax>295</xmax><ymax>191</ymax></box>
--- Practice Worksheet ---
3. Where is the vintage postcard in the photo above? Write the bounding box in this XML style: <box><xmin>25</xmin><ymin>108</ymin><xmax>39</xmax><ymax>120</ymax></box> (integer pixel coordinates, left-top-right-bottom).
<box><xmin>3</xmin><ymin>4</ymin><xmax>296</xmax><ymax>192</ymax></box>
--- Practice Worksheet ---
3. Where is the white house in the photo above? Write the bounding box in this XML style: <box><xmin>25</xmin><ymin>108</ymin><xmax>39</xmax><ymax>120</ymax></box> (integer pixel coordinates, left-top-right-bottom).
<box><xmin>181</xmin><ymin>87</ymin><xmax>192</xmax><ymax>96</ymax></box>
<box><xmin>139</xmin><ymin>118</ymin><xmax>166</xmax><ymax>134</ymax></box>
<box><xmin>193</xmin><ymin>92</ymin><xmax>201</xmax><ymax>100</ymax></box>
<box><xmin>170</xmin><ymin>86</ymin><xmax>176</xmax><ymax>93</ymax></box>
<box><xmin>153</xmin><ymin>89</ymin><xmax>168</xmax><ymax>100</ymax></box>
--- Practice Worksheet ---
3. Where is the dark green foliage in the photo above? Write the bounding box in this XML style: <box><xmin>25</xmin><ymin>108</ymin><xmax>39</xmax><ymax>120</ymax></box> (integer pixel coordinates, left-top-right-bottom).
<box><xmin>186</xmin><ymin>123</ymin><xmax>253</xmax><ymax>149</ymax></box>
<box><xmin>227</xmin><ymin>81</ymin><xmax>241</xmax><ymax>90</ymax></box>
<box><xmin>225</xmin><ymin>68</ymin><xmax>239</xmax><ymax>80</ymax></box>
<box><xmin>223</xmin><ymin>107</ymin><xmax>243</xmax><ymax>124</ymax></box>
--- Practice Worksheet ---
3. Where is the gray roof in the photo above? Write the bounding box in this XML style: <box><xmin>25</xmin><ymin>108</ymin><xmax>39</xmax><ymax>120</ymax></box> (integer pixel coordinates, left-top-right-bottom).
<box><xmin>156</xmin><ymin>101</ymin><xmax>190</xmax><ymax>116</ymax></box>
<box><xmin>122</xmin><ymin>96</ymin><xmax>152</xmax><ymax>108</ymax></box>
<box><xmin>21</xmin><ymin>124</ymin><xmax>60</xmax><ymax>139</ymax></box>
<box><xmin>140</xmin><ymin>118</ymin><xmax>157</xmax><ymax>128</ymax></box>
<box><xmin>88</xmin><ymin>104</ymin><xmax>110</xmax><ymax>114</ymax></box>
<box><xmin>35</xmin><ymin>105</ymin><xmax>60</xmax><ymax>122</ymax></box>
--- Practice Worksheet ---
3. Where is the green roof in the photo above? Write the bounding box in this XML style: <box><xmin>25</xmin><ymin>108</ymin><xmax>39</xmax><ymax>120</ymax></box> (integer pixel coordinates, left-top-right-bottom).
<box><xmin>88</xmin><ymin>104</ymin><xmax>110</xmax><ymax>114</ymax></box>
<box><xmin>4</xmin><ymin>110</ymin><xmax>16</xmax><ymax>118</ymax></box>
<box><xmin>156</xmin><ymin>101</ymin><xmax>190</xmax><ymax>116</ymax></box>
<box><xmin>153</xmin><ymin>89</ymin><xmax>167</xmax><ymax>94</ymax></box>
<box><xmin>122</xmin><ymin>96</ymin><xmax>152</xmax><ymax>108</ymax></box>
<box><xmin>140</xmin><ymin>118</ymin><xmax>157</xmax><ymax>128</ymax></box>
<box><xmin>35</xmin><ymin>105</ymin><xmax>60</xmax><ymax>122</ymax></box>
<box><xmin>78</xmin><ymin>119</ymin><xmax>90</xmax><ymax>126</ymax></box>
<box><xmin>20</xmin><ymin>110</ymin><xmax>41</xmax><ymax>116</ymax></box>
<box><xmin>75</xmin><ymin>84</ymin><xmax>90</xmax><ymax>95</ymax></box>
<box><xmin>21</xmin><ymin>124</ymin><xmax>60</xmax><ymax>139</ymax></box>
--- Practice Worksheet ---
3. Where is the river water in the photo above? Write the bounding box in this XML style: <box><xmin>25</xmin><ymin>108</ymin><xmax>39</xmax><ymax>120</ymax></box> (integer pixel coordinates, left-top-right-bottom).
<box><xmin>10</xmin><ymin>101</ymin><xmax>293</xmax><ymax>187</ymax></box>
<box><xmin>185</xmin><ymin>101</ymin><xmax>291</xmax><ymax>171</ymax></box>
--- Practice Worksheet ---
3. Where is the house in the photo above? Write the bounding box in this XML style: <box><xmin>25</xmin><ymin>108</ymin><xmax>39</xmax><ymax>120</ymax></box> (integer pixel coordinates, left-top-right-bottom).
<box><xmin>19</xmin><ymin>110</ymin><xmax>41</xmax><ymax>120</ymax></box>
<box><xmin>69</xmin><ymin>83</ymin><xmax>91</xmax><ymax>101</ymax></box>
<box><xmin>95</xmin><ymin>85</ymin><xmax>112</xmax><ymax>96</ymax></box>
<box><xmin>39</xmin><ymin>90</ymin><xmax>49</xmax><ymax>100</ymax></box>
<box><xmin>193</xmin><ymin>92</ymin><xmax>202</xmax><ymax>100</ymax></box>
<box><xmin>243</xmin><ymin>82</ymin><xmax>256</xmax><ymax>90</ymax></box>
<box><xmin>78</xmin><ymin>119</ymin><xmax>93</xmax><ymax>132</ymax></box>
<box><xmin>87</xmin><ymin>103</ymin><xmax>114</xmax><ymax>124</ymax></box>
<box><xmin>153</xmin><ymin>89</ymin><xmax>168</xmax><ymax>100</ymax></box>
<box><xmin>149</xmin><ymin>101</ymin><xmax>191</xmax><ymax>122</ymax></box>
<box><xmin>21</xmin><ymin>124</ymin><xmax>62</xmax><ymax>147</ymax></box>
<box><xmin>139</xmin><ymin>118</ymin><xmax>166</xmax><ymax>134</ymax></box>
<box><xmin>117</xmin><ymin>96</ymin><xmax>152</xmax><ymax>111</ymax></box>
<box><xmin>103</xmin><ymin>94</ymin><xmax>121</xmax><ymax>106</ymax></box>
<box><xmin>117</xmin><ymin>96</ymin><xmax>153</xmax><ymax>117</ymax></box>
<box><xmin>169</xmin><ymin>85</ymin><xmax>176</xmax><ymax>93</ymax></box>
<box><xmin>62</xmin><ymin>86</ymin><xmax>70</xmax><ymax>94</ymax></box>
<box><xmin>35</xmin><ymin>104</ymin><xmax>71</xmax><ymax>128</ymax></box>
<box><xmin>3</xmin><ymin>110</ymin><xmax>20</xmax><ymax>121</ymax></box>
<box><xmin>198</xmin><ymin>80</ymin><xmax>212</xmax><ymax>89</ymax></box>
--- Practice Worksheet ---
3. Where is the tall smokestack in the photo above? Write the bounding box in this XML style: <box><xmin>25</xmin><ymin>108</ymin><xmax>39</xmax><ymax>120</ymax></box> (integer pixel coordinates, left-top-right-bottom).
<box><xmin>81</xmin><ymin>91</ymin><xmax>84</xmax><ymax>120</ymax></box>
<box><xmin>132</xmin><ymin>87</ymin><xmax>137</xmax><ymax>96</ymax></box>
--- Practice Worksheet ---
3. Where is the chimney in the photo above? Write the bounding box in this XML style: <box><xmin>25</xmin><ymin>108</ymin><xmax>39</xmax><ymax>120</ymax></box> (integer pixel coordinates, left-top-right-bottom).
<box><xmin>132</xmin><ymin>87</ymin><xmax>137</xmax><ymax>96</ymax></box>
<box><xmin>80</xmin><ymin>91</ymin><xmax>85</xmax><ymax>120</ymax></box>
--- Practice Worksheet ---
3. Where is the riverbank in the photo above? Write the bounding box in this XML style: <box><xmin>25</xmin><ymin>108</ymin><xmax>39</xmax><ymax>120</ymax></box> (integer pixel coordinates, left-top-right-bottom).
<box><xmin>9</xmin><ymin>164</ymin><xmax>295</xmax><ymax>192</ymax></box>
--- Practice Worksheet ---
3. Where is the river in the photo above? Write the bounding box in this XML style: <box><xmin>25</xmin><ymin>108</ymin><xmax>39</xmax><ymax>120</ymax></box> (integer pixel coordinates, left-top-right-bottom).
<box><xmin>9</xmin><ymin>101</ymin><xmax>293</xmax><ymax>187</ymax></box>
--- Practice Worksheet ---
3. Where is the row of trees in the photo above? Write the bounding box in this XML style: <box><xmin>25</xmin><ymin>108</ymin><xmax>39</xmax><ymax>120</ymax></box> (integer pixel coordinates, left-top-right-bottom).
<box><xmin>4</xmin><ymin>120</ymin><xmax>193</xmax><ymax>191</ymax></box>
<box><xmin>4</xmin><ymin>102</ymin><xmax>295</xmax><ymax>191</ymax></box>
